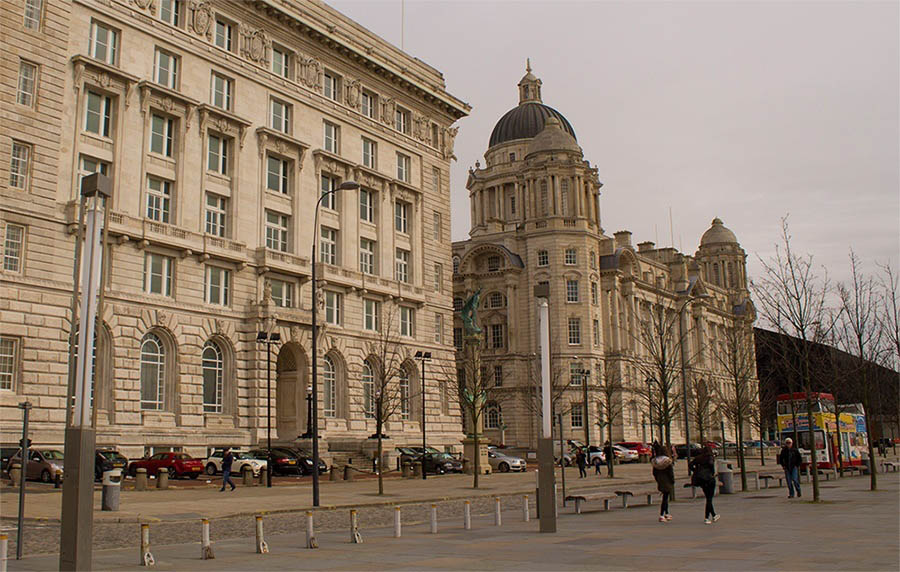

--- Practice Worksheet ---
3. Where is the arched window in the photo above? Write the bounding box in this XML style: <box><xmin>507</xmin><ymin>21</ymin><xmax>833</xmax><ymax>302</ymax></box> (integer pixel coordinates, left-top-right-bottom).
<box><xmin>399</xmin><ymin>370</ymin><xmax>410</xmax><ymax>420</ymax></box>
<box><xmin>486</xmin><ymin>404</ymin><xmax>502</xmax><ymax>429</ymax></box>
<box><xmin>362</xmin><ymin>361</ymin><xmax>375</xmax><ymax>419</ymax></box>
<box><xmin>323</xmin><ymin>355</ymin><xmax>336</xmax><ymax>418</ymax></box>
<box><xmin>140</xmin><ymin>333</ymin><xmax>165</xmax><ymax>410</ymax></box>
<box><xmin>202</xmin><ymin>341</ymin><xmax>223</xmax><ymax>413</ymax></box>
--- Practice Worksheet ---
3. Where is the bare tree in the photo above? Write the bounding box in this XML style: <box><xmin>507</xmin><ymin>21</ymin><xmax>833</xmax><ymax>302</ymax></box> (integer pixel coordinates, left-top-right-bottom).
<box><xmin>688</xmin><ymin>376</ymin><xmax>717</xmax><ymax>446</ymax></box>
<box><xmin>453</xmin><ymin>332</ymin><xmax>497</xmax><ymax>488</ymax></box>
<box><xmin>752</xmin><ymin>217</ymin><xmax>836</xmax><ymax>501</ymax></box>
<box><xmin>878</xmin><ymin>262</ymin><xmax>900</xmax><ymax>371</ymax></box>
<box><xmin>593</xmin><ymin>360</ymin><xmax>625</xmax><ymax>476</ymax></box>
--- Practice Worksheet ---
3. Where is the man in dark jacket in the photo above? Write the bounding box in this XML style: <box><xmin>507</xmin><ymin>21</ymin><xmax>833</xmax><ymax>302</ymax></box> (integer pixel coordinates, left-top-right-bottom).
<box><xmin>220</xmin><ymin>447</ymin><xmax>236</xmax><ymax>492</ymax></box>
<box><xmin>651</xmin><ymin>443</ymin><xmax>675</xmax><ymax>522</ymax></box>
<box><xmin>777</xmin><ymin>438</ymin><xmax>802</xmax><ymax>498</ymax></box>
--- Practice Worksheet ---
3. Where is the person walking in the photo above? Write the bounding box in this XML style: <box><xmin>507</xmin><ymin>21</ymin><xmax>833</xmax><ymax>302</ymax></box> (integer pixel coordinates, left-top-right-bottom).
<box><xmin>777</xmin><ymin>438</ymin><xmax>802</xmax><ymax>498</ymax></box>
<box><xmin>575</xmin><ymin>448</ymin><xmax>587</xmax><ymax>478</ymax></box>
<box><xmin>651</xmin><ymin>443</ymin><xmax>675</xmax><ymax>522</ymax></box>
<box><xmin>690</xmin><ymin>444</ymin><xmax>718</xmax><ymax>524</ymax></box>
<box><xmin>220</xmin><ymin>447</ymin><xmax>236</xmax><ymax>492</ymax></box>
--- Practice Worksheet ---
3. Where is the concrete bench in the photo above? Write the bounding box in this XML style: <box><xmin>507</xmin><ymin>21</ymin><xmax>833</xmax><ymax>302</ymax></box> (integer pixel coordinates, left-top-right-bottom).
<box><xmin>842</xmin><ymin>465</ymin><xmax>863</xmax><ymax>476</ymax></box>
<box><xmin>564</xmin><ymin>492</ymin><xmax>616</xmax><ymax>514</ymax></box>
<box><xmin>759</xmin><ymin>474</ymin><xmax>783</xmax><ymax>489</ymax></box>
<box><xmin>817</xmin><ymin>468</ymin><xmax>837</xmax><ymax>481</ymax></box>
<box><xmin>613</xmin><ymin>489</ymin><xmax>656</xmax><ymax>509</ymax></box>
<box><xmin>881</xmin><ymin>461</ymin><xmax>898</xmax><ymax>473</ymax></box>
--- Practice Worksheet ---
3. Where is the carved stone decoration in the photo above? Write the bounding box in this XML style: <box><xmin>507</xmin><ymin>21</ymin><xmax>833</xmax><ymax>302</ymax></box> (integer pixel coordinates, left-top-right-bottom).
<box><xmin>344</xmin><ymin>78</ymin><xmax>361</xmax><ymax>109</ymax></box>
<box><xmin>185</xmin><ymin>105</ymin><xmax>196</xmax><ymax>132</ymax></box>
<box><xmin>290</xmin><ymin>325</ymin><xmax>301</xmax><ymax>343</ymax></box>
<box><xmin>98</xmin><ymin>71</ymin><xmax>112</xmax><ymax>88</ymax></box>
<box><xmin>139</xmin><ymin>85</ymin><xmax>152</xmax><ymax>117</ymax></box>
<box><xmin>190</xmin><ymin>1</ymin><xmax>214</xmax><ymax>39</ymax></box>
<box><xmin>256</xmin><ymin>131</ymin><xmax>268</xmax><ymax>158</ymax></box>
<box><xmin>274</xmin><ymin>139</ymin><xmax>287</xmax><ymax>155</ymax></box>
<box><xmin>262</xmin><ymin>279</ymin><xmax>273</xmax><ymax>305</ymax></box>
<box><xmin>161</xmin><ymin>96</ymin><xmax>175</xmax><ymax>113</ymax></box>
<box><xmin>380</xmin><ymin>97</ymin><xmax>395</xmax><ymax>125</ymax></box>
<box><xmin>298</xmin><ymin>54</ymin><xmax>322</xmax><ymax>90</ymax></box>
<box><xmin>238</xmin><ymin>126</ymin><xmax>248</xmax><ymax>149</ymax></box>
<box><xmin>413</xmin><ymin>112</ymin><xmax>429</xmax><ymax>142</ymax></box>
<box><xmin>443</xmin><ymin>126</ymin><xmax>459</xmax><ymax>161</ymax></box>
<box><xmin>241</xmin><ymin>26</ymin><xmax>270</xmax><ymax>65</ymax></box>
<box><xmin>131</xmin><ymin>0</ymin><xmax>155</xmax><ymax>12</ymax></box>
<box><xmin>73</xmin><ymin>61</ymin><xmax>85</xmax><ymax>93</ymax></box>
<box><xmin>215</xmin><ymin>319</ymin><xmax>225</xmax><ymax>336</ymax></box>
<box><xmin>125</xmin><ymin>82</ymin><xmax>136</xmax><ymax>109</ymax></box>
<box><xmin>157</xmin><ymin>310</ymin><xmax>168</xmax><ymax>328</ymax></box>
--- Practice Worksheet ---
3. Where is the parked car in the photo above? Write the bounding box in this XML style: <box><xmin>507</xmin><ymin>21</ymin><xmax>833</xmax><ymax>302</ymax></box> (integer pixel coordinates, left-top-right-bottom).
<box><xmin>95</xmin><ymin>448</ymin><xmax>128</xmax><ymax>481</ymax></box>
<box><xmin>246</xmin><ymin>448</ymin><xmax>301</xmax><ymax>475</ymax></box>
<box><xmin>7</xmin><ymin>449</ymin><xmax>64</xmax><ymax>483</ymax></box>
<box><xmin>674</xmin><ymin>443</ymin><xmax>706</xmax><ymax>458</ymax></box>
<box><xmin>205</xmin><ymin>449</ymin><xmax>267</xmax><ymax>477</ymax></box>
<box><xmin>612</xmin><ymin>444</ymin><xmax>639</xmax><ymax>463</ymax></box>
<box><xmin>1</xmin><ymin>445</ymin><xmax>22</xmax><ymax>472</ymax></box>
<box><xmin>420</xmin><ymin>452</ymin><xmax>464</xmax><ymax>474</ymax></box>
<box><xmin>616</xmin><ymin>442</ymin><xmax>652</xmax><ymax>456</ymax></box>
<box><xmin>273</xmin><ymin>447</ymin><xmax>328</xmax><ymax>475</ymax></box>
<box><xmin>127</xmin><ymin>452</ymin><xmax>204</xmax><ymax>479</ymax></box>
<box><xmin>487</xmin><ymin>449</ymin><xmax>527</xmax><ymax>472</ymax></box>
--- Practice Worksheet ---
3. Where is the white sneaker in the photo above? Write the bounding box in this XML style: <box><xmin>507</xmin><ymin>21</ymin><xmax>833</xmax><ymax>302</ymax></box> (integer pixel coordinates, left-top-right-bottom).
<box><xmin>664</xmin><ymin>514</ymin><xmax>673</xmax><ymax>521</ymax></box>
<box><xmin>712</xmin><ymin>514</ymin><xmax>720</xmax><ymax>523</ymax></box>
<box><xmin>659</xmin><ymin>516</ymin><xmax>667</xmax><ymax>523</ymax></box>
<box><xmin>704</xmin><ymin>518</ymin><xmax>712</xmax><ymax>525</ymax></box>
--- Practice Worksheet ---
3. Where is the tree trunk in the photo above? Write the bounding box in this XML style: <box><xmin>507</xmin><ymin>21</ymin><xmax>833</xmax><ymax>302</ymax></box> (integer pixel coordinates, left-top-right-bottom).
<box><xmin>663</xmin><ymin>391</ymin><xmax>671</xmax><ymax>446</ymax></box>
<box><xmin>737</xmin><ymin>415</ymin><xmax>747</xmax><ymax>491</ymax></box>
<box><xmin>834</xmin><ymin>419</ymin><xmax>844</xmax><ymax>477</ymax></box>
<box><xmin>607</xmin><ymin>423</ymin><xmax>614</xmax><ymax>478</ymax></box>
<box><xmin>863</xmin><ymin>381</ymin><xmax>877</xmax><ymax>491</ymax></box>
<box><xmin>760</xmin><ymin>421</ymin><xmax>766</xmax><ymax>467</ymax></box>
<box><xmin>472</xmin><ymin>416</ymin><xmax>480</xmax><ymax>489</ymax></box>
<box><xmin>376</xmin><ymin>416</ymin><xmax>384</xmax><ymax>496</ymax></box>
<box><xmin>804</xmin><ymin>393</ymin><xmax>821</xmax><ymax>502</ymax></box>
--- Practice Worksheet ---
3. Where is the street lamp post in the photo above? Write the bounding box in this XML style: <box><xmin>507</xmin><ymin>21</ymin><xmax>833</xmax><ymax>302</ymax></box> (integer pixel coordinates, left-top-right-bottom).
<box><xmin>311</xmin><ymin>180</ymin><xmax>359</xmax><ymax>506</ymax></box>
<box><xmin>256</xmin><ymin>331</ymin><xmax>281</xmax><ymax>487</ymax></box>
<box><xmin>581</xmin><ymin>369</ymin><xmax>591</xmax><ymax>449</ymax></box>
<box><xmin>677</xmin><ymin>293</ymin><xmax>709</xmax><ymax>472</ymax></box>
<box><xmin>414</xmin><ymin>351</ymin><xmax>432</xmax><ymax>480</ymax></box>
<box><xmin>300</xmin><ymin>384</ymin><xmax>313</xmax><ymax>438</ymax></box>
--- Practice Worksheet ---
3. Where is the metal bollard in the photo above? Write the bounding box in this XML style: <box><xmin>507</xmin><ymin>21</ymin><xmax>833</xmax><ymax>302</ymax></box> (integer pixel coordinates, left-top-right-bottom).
<box><xmin>135</xmin><ymin>468</ymin><xmax>148</xmax><ymax>491</ymax></box>
<box><xmin>393</xmin><ymin>506</ymin><xmax>401</xmax><ymax>538</ymax></box>
<box><xmin>430</xmin><ymin>504</ymin><xmax>438</xmax><ymax>534</ymax></box>
<box><xmin>523</xmin><ymin>495</ymin><xmax>530</xmax><ymax>522</ymax></box>
<box><xmin>255</xmin><ymin>515</ymin><xmax>268</xmax><ymax>554</ymax></box>
<box><xmin>8</xmin><ymin>464</ymin><xmax>20</xmax><ymax>486</ymax></box>
<box><xmin>350</xmin><ymin>509</ymin><xmax>363</xmax><ymax>543</ymax></box>
<box><xmin>242</xmin><ymin>466</ymin><xmax>253</xmax><ymax>486</ymax></box>
<box><xmin>54</xmin><ymin>470</ymin><xmax>62</xmax><ymax>489</ymax></box>
<box><xmin>306</xmin><ymin>511</ymin><xmax>318</xmax><ymax>549</ymax></box>
<box><xmin>200</xmin><ymin>518</ymin><xmax>214</xmax><ymax>560</ymax></box>
<box><xmin>139</xmin><ymin>523</ymin><xmax>155</xmax><ymax>566</ymax></box>
<box><xmin>156</xmin><ymin>467</ymin><xmax>168</xmax><ymax>489</ymax></box>
<box><xmin>494</xmin><ymin>497</ymin><xmax>502</xmax><ymax>526</ymax></box>
<box><xmin>463</xmin><ymin>500</ymin><xmax>471</xmax><ymax>530</ymax></box>
<box><xmin>1</xmin><ymin>533</ymin><xmax>7</xmax><ymax>572</ymax></box>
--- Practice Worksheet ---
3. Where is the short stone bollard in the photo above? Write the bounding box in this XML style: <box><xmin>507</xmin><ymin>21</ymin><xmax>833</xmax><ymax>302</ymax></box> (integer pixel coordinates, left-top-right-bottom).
<box><xmin>494</xmin><ymin>497</ymin><xmax>502</xmax><ymax>526</ymax></box>
<box><xmin>430</xmin><ymin>504</ymin><xmax>438</xmax><ymax>534</ymax></box>
<box><xmin>412</xmin><ymin>461</ymin><xmax>422</xmax><ymax>478</ymax></box>
<box><xmin>463</xmin><ymin>500</ymin><xmax>472</xmax><ymax>530</ymax></box>
<box><xmin>200</xmin><ymin>518</ymin><xmax>214</xmax><ymax>560</ymax></box>
<box><xmin>306</xmin><ymin>511</ymin><xmax>318</xmax><ymax>549</ymax></box>
<box><xmin>255</xmin><ymin>515</ymin><xmax>268</xmax><ymax>554</ymax></box>
<box><xmin>135</xmin><ymin>468</ymin><xmax>148</xmax><ymax>491</ymax></box>
<box><xmin>462</xmin><ymin>458</ymin><xmax>471</xmax><ymax>474</ymax></box>
<box><xmin>242</xmin><ymin>466</ymin><xmax>253</xmax><ymax>486</ymax></box>
<box><xmin>156</xmin><ymin>467</ymin><xmax>168</xmax><ymax>489</ymax></box>
<box><xmin>343</xmin><ymin>465</ymin><xmax>354</xmax><ymax>481</ymax></box>
<box><xmin>8</xmin><ymin>464</ymin><xmax>21</xmax><ymax>486</ymax></box>
<box><xmin>330</xmin><ymin>466</ymin><xmax>339</xmax><ymax>481</ymax></box>
<box><xmin>139</xmin><ymin>523</ymin><xmax>155</xmax><ymax>566</ymax></box>
<box><xmin>1</xmin><ymin>533</ymin><xmax>8</xmax><ymax>572</ymax></box>
<box><xmin>523</xmin><ymin>495</ymin><xmax>530</xmax><ymax>522</ymax></box>
<box><xmin>393</xmin><ymin>506</ymin><xmax>402</xmax><ymax>538</ymax></box>
<box><xmin>258</xmin><ymin>466</ymin><xmax>267</xmax><ymax>486</ymax></box>
<box><xmin>350</xmin><ymin>509</ymin><xmax>363</xmax><ymax>544</ymax></box>
<box><xmin>401</xmin><ymin>461</ymin><xmax>411</xmax><ymax>478</ymax></box>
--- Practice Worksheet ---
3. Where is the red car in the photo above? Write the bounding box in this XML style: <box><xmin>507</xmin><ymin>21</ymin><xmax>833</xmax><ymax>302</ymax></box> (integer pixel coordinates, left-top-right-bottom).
<box><xmin>616</xmin><ymin>442</ymin><xmax>652</xmax><ymax>456</ymax></box>
<box><xmin>127</xmin><ymin>452</ymin><xmax>204</xmax><ymax>479</ymax></box>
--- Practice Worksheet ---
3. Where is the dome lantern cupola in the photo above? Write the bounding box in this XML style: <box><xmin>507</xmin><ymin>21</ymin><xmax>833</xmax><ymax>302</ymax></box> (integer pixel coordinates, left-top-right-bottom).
<box><xmin>518</xmin><ymin>58</ymin><xmax>542</xmax><ymax>104</ymax></box>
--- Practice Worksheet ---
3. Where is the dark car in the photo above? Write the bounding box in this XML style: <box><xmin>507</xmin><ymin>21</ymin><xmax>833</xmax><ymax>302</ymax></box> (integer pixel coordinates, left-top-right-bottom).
<box><xmin>420</xmin><ymin>452</ymin><xmax>463</xmax><ymax>474</ymax></box>
<box><xmin>1</xmin><ymin>446</ymin><xmax>21</xmax><ymax>472</ymax></box>
<box><xmin>274</xmin><ymin>447</ymin><xmax>328</xmax><ymax>475</ymax></box>
<box><xmin>95</xmin><ymin>448</ymin><xmax>128</xmax><ymax>481</ymax></box>
<box><xmin>127</xmin><ymin>452</ymin><xmax>204</xmax><ymax>479</ymax></box>
<box><xmin>247</xmin><ymin>448</ymin><xmax>301</xmax><ymax>475</ymax></box>
<box><xmin>674</xmin><ymin>443</ymin><xmax>716</xmax><ymax>458</ymax></box>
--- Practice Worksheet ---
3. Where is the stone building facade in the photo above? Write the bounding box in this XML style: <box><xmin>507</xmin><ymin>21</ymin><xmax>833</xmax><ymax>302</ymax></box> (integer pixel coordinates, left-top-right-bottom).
<box><xmin>1</xmin><ymin>0</ymin><xmax>469</xmax><ymax>462</ymax></box>
<box><xmin>452</xmin><ymin>66</ymin><xmax>758</xmax><ymax>449</ymax></box>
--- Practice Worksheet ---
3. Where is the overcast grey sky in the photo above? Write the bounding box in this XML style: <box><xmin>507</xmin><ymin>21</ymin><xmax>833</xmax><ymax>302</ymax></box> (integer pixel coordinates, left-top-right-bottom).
<box><xmin>329</xmin><ymin>0</ymin><xmax>899</xmax><ymax>286</ymax></box>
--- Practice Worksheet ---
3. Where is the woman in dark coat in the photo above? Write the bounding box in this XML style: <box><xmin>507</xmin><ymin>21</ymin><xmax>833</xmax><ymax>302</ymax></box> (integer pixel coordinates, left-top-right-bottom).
<box><xmin>690</xmin><ymin>444</ymin><xmax>718</xmax><ymax>524</ymax></box>
<box><xmin>651</xmin><ymin>443</ymin><xmax>675</xmax><ymax>522</ymax></box>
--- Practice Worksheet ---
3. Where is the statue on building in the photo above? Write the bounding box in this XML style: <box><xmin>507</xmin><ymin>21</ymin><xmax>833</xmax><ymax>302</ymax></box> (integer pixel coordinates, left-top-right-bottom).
<box><xmin>460</xmin><ymin>288</ymin><xmax>483</xmax><ymax>335</ymax></box>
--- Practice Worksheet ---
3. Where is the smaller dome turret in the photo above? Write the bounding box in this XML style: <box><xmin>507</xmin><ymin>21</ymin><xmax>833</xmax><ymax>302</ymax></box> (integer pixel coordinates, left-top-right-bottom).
<box><xmin>700</xmin><ymin>217</ymin><xmax>738</xmax><ymax>246</ymax></box>
<box><xmin>525</xmin><ymin>116</ymin><xmax>582</xmax><ymax>157</ymax></box>
<box><xmin>518</xmin><ymin>58</ymin><xmax>542</xmax><ymax>104</ymax></box>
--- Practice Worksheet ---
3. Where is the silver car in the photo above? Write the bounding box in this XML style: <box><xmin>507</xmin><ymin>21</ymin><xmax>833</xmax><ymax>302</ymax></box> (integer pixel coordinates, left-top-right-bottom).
<box><xmin>487</xmin><ymin>449</ymin><xmax>527</xmax><ymax>472</ymax></box>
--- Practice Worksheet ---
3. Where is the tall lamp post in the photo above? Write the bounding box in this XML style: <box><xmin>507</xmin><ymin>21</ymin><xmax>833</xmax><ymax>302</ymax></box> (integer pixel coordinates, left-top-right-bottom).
<box><xmin>677</xmin><ymin>293</ymin><xmax>709</xmax><ymax>471</ymax></box>
<box><xmin>580</xmin><ymin>369</ymin><xmax>591</xmax><ymax>449</ymax></box>
<box><xmin>256</xmin><ymin>331</ymin><xmax>281</xmax><ymax>487</ymax></box>
<box><xmin>311</xmin><ymin>180</ymin><xmax>359</xmax><ymax>506</ymax></box>
<box><xmin>415</xmin><ymin>351</ymin><xmax>432</xmax><ymax>480</ymax></box>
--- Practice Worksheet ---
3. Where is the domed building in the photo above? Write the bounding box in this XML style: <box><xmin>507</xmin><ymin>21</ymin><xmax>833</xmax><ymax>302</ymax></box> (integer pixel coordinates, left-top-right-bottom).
<box><xmin>452</xmin><ymin>65</ymin><xmax>758</xmax><ymax>451</ymax></box>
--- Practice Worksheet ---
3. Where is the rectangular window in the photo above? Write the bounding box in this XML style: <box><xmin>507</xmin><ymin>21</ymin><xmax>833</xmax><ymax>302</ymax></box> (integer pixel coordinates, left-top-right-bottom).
<box><xmin>359</xmin><ymin>238</ymin><xmax>376</xmax><ymax>275</ymax></box>
<box><xmin>323</xmin><ymin>121</ymin><xmax>339</xmax><ymax>153</ymax></box>
<box><xmin>540</xmin><ymin>180</ymin><xmax>549</xmax><ymax>215</ymax></box>
<box><xmin>269</xmin><ymin>278</ymin><xmax>293</xmax><ymax>308</ymax></box>
<box><xmin>210</xmin><ymin>73</ymin><xmax>233</xmax><ymax>110</ymax></box>
<box><xmin>9</xmin><ymin>142</ymin><xmax>31</xmax><ymax>190</ymax></box>
<box><xmin>146</xmin><ymin>177</ymin><xmax>172</xmax><ymax>223</ymax></box>
<box><xmin>593</xmin><ymin>319</ymin><xmax>600</xmax><ymax>346</ymax></box>
<box><xmin>0</xmin><ymin>337</ymin><xmax>18</xmax><ymax>391</ymax></box>
<box><xmin>394</xmin><ymin>201</ymin><xmax>409</xmax><ymax>233</ymax></box>
<box><xmin>433</xmin><ymin>263</ymin><xmax>442</xmax><ymax>292</ymax></box>
<box><xmin>270</xmin><ymin>98</ymin><xmax>290</xmax><ymax>133</ymax></box>
<box><xmin>399</xmin><ymin>306</ymin><xmax>415</xmax><ymax>337</ymax></box>
<box><xmin>325</xmin><ymin>291</ymin><xmax>342</xmax><ymax>325</ymax></box>
<box><xmin>493</xmin><ymin>365</ymin><xmax>503</xmax><ymax>387</ymax></box>
<box><xmin>320</xmin><ymin>227</ymin><xmax>337</xmax><ymax>265</ymax></box>
<box><xmin>159</xmin><ymin>0</ymin><xmax>181</xmax><ymax>26</ymax></box>
<box><xmin>17</xmin><ymin>61</ymin><xmax>37</xmax><ymax>107</ymax></box>
<box><xmin>434</xmin><ymin>313</ymin><xmax>443</xmax><ymax>344</ymax></box>
<box><xmin>265</xmin><ymin>211</ymin><xmax>289</xmax><ymax>252</ymax></box>
<box><xmin>24</xmin><ymin>0</ymin><xmax>43</xmax><ymax>30</ymax></box>
<box><xmin>510</xmin><ymin>195</ymin><xmax>517</xmax><ymax>216</ymax></box>
<box><xmin>207</xmin><ymin>134</ymin><xmax>229</xmax><ymax>174</ymax></box>
<box><xmin>395</xmin><ymin>248</ymin><xmax>409</xmax><ymax>283</ymax></box>
<box><xmin>570</xmin><ymin>362</ymin><xmax>583</xmax><ymax>386</ymax></box>
<box><xmin>560</xmin><ymin>180</ymin><xmax>570</xmax><ymax>216</ymax></box>
<box><xmin>361</xmin><ymin>90</ymin><xmax>376</xmax><ymax>119</ymax></box>
<box><xmin>359</xmin><ymin>188</ymin><xmax>375</xmax><ymax>223</ymax></box>
<box><xmin>323</xmin><ymin>72</ymin><xmax>339</xmax><ymax>101</ymax></box>
<box><xmin>205</xmin><ymin>266</ymin><xmax>230</xmax><ymax>305</ymax></box>
<box><xmin>364</xmin><ymin>299</ymin><xmax>380</xmax><ymax>331</ymax></box>
<box><xmin>204</xmin><ymin>193</ymin><xmax>227</xmax><ymax>237</ymax></box>
<box><xmin>591</xmin><ymin>281</ymin><xmax>598</xmax><ymax>305</ymax></box>
<box><xmin>361</xmin><ymin>137</ymin><xmax>376</xmax><ymax>168</ymax></box>
<box><xmin>214</xmin><ymin>18</ymin><xmax>234</xmax><ymax>51</ymax></box>
<box><xmin>3</xmin><ymin>224</ymin><xmax>25</xmax><ymax>273</ymax></box>
<box><xmin>396</xmin><ymin>153</ymin><xmax>410</xmax><ymax>182</ymax></box>
<box><xmin>79</xmin><ymin>155</ymin><xmax>110</xmax><ymax>184</ymax></box>
<box><xmin>433</xmin><ymin>212</ymin><xmax>442</xmax><ymax>241</ymax></box>
<box><xmin>150</xmin><ymin>114</ymin><xmax>175</xmax><ymax>156</ymax></box>
<box><xmin>537</xmin><ymin>250</ymin><xmax>549</xmax><ymax>267</ymax></box>
<box><xmin>566</xmin><ymin>279</ymin><xmax>579</xmax><ymax>303</ymax></box>
<box><xmin>266</xmin><ymin>155</ymin><xmax>289</xmax><ymax>193</ymax></box>
<box><xmin>571</xmin><ymin>403</ymin><xmax>584</xmax><ymax>429</ymax></box>
<box><xmin>144</xmin><ymin>252</ymin><xmax>174</xmax><ymax>296</ymax></box>
<box><xmin>432</xmin><ymin>167</ymin><xmax>441</xmax><ymax>193</ymax></box>
<box><xmin>490</xmin><ymin>324</ymin><xmax>505</xmax><ymax>349</ymax></box>
<box><xmin>90</xmin><ymin>21</ymin><xmax>118</xmax><ymax>65</ymax></box>
<box><xmin>565</xmin><ymin>248</ymin><xmax>577</xmax><ymax>265</ymax></box>
<box><xmin>320</xmin><ymin>173</ymin><xmax>337</xmax><ymax>210</ymax></box>
<box><xmin>453</xmin><ymin>327</ymin><xmax>463</xmax><ymax>350</ymax></box>
<box><xmin>271</xmin><ymin>46</ymin><xmax>290</xmax><ymax>78</ymax></box>
<box><xmin>84</xmin><ymin>91</ymin><xmax>112</xmax><ymax>136</ymax></box>
<box><xmin>568</xmin><ymin>318</ymin><xmax>581</xmax><ymax>345</ymax></box>
<box><xmin>395</xmin><ymin>106</ymin><xmax>410</xmax><ymax>134</ymax></box>
<box><xmin>154</xmin><ymin>48</ymin><xmax>179</xmax><ymax>89</ymax></box>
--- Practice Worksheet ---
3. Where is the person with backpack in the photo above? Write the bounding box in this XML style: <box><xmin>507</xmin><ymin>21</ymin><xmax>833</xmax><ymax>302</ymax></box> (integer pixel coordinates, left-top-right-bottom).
<box><xmin>689</xmin><ymin>444</ymin><xmax>719</xmax><ymax>524</ymax></box>
<box><xmin>651</xmin><ymin>443</ymin><xmax>675</xmax><ymax>522</ymax></box>
<box><xmin>777</xmin><ymin>437</ymin><xmax>803</xmax><ymax>498</ymax></box>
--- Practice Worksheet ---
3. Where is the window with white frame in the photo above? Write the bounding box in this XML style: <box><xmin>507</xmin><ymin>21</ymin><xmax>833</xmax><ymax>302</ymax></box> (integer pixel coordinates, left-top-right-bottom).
<box><xmin>271</xmin><ymin>45</ymin><xmax>290</xmax><ymax>78</ymax></box>
<box><xmin>140</xmin><ymin>333</ymin><xmax>165</xmax><ymax>409</ymax></box>
<box><xmin>537</xmin><ymin>250</ymin><xmax>549</xmax><ymax>267</ymax></box>
<box><xmin>266</xmin><ymin>155</ymin><xmax>289</xmax><ymax>193</ymax></box>
<box><xmin>3</xmin><ymin>224</ymin><xmax>25</xmax><ymax>273</ymax></box>
<box><xmin>214</xmin><ymin>18</ymin><xmax>234</xmax><ymax>51</ymax></box>
<box><xmin>17</xmin><ymin>61</ymin><xmax>37</xmax><ymax>107</ymax></box>
<box><xmin>150</xmin><ymin>113</ymin><xmax>175</xmax><ymax>157</ymax></box>
<box><xmin>24</xmin><ymin>0</ymin><xmax>43</xmax><ymax>30</ymax></box>
<box><xmin>323</xmin><ymin>72</ymin><xmax>339</xmax><ymax>101</ymax></box>
<box><xmin>490</xmin><ymin>324</ymin><xmax>504</xmax><ymax>349</ymax></box>
<box><xmin>494</xmin><ymin>365</ymin><xmax>503</xmax><ymax>387</ymax></box>
<box><xmin>207</xmin><ymin>134</ymin><xmax>229</xmax><ymax>175</ymax></box>
<box><xmin>570</xmin><ymin>403</ymin><xmax>584</xmax><ymax>428</ymax></box>
<box><xmin>325</xmin><ymin>290</ymin><xmax>342</xmax><ymax>325</ymax></box>
<box><xmin>394</xmin><ymin>106</ymin><xmax>410</xmax><ymax>134</ymax></box>
<box><xmin>359</xmin><ymin>238</ymin><xmax>376</xmax><ymax>275</ymax></box>
<box><xmin>323</xmin><ymin>121</ymin><xmax>339</xmax><ymax>153</ymax></box>
<box><xmin>568</xmin><ymin>317</ymin><xmax>581</xmax><ymax>345</ymax></box>
<box><xmin>268</xmin><ymin>278</ymin><xmax>293</xmax><ymax>308</ymax></box>
<box><xmin>210</xmin><ymin>72</ymin><xmax>233</xmax><ymax>110</ymax></box>
<box><xmin>591</xmin><ymin>281</ymin><xmax>598</xmax><ymax>305</ymax></box>
<box><xmin>204</xmin><ymin>193</ymin><xmax>227</xmax><ymax>237</ymax></box>
<box><xmin>396</xmin><ymin>153</ymin><xmax>410</xmax><ymax>182</ymax></box>
<box><xmin>565</xmin><ymin>248</ymin><xmax>577</xmax><ymax>265</ymax></box>
<box><xmin>320</xmin><ymin>174</ymin><xmax>337</xmax><ymax>210</ymax></box>
<box><xmin>84</xmin><ymin>91</ymin><xmax>112</xmax><ymax>137</ymax></box>
<box><xmin>433</xmin><ymin>212</ymin><xmax>442</xmax><ymax>241</ymax></box>
<box><xmin>205</xmin><ymin>266</ymin><xmax>230</xmax><ymax>305</ymax></box>
<box><xmin>323</xmin><ymin>356</ymin><xmax>336</xmax><ymax>417</ymax></box>
<box><xmin>395</xmin><ymin>248</ymin><xmax>409</xmax><ymax>283</ymax></box>
<box><xmin>79</xmin><ymin>155</ymin><xmax>110</xmax><ymax>187</ymax></box>
<box><xmin>145</xmin><ymin>177</ymin><xmax>172</xmax><ymax>223</ymax></box>
<box><xmin>201</xmin><ymin>340</ymin><xmax>223</xmax><ymax>413</ymax></box>
<box><xmin>433</xmin><ymin>263</ymin><xmax>442</xmax><ymax>292</ymax></box>
<box><xmin>361</xmin><ymin>137</ymin><xmax>376</xmax><ymax>168</ymax></box>
<box><xmin>361</xmin><ymin>90</ymin><xmax>376</xmax><ymax>119</ymax></box>
<box><xmin>154</xmin><ymin>48</ymin><xmax>178</xmax><ymax>89</ymax></box>
<box><xmin>89</xmin><ymin>21</ymin><xmax>118</xmax><ymax>65</ymax></box>
<box><xmin>0</xmin><ymin>337</ymin><xmax>18</xmax><ymax>391</ymax></box>
<box><xmin>570</xmin><ymin>362</ymin><xmax>583</xmax><ymax>386</ymax></box>
<box><xmin>270</xmin><ymin>98</ymin><xmax>290</xmax><ymax>133</ymax></box>
<box><xmin>144</xmin><ymin>253</ymin><xmax>173</xmax><ymax>296</ymax></box>
<box><xmin>399</xmin><ymin>306</ymin><xmax>414</xmax><ymax>337</ymax></box>
<box><xmin>265</xmin><ymin>211</ymin><xmax>289</xmax><ymax>252</ymax></box>
<box><xmin>364</xmin><ymin>299</ymin><xmax>380</xmax><ymax>331</ymax></box>
<box><xmin>362</xmin><ymin>361</ymin><xmax>375</xmax><ymax>418</ymax></box>
<box><xmin>359</xmin><ymin>188</ymin><xmax>375</xmax><ymax>223</ymax></box>
<box><xmin>320</xmin><ymin>227</ymin><xmax>337</xmax><ymax>265</ymax></box>
<box><xmin>9</xmin><ymin>142</ymin><xmax>31</xmax><ymax>190</ymax></box>
<box><xmin>399</xmin><ymin>370</ymin><xmax>410</xmax><ymax>420</ymax></box>
<box><xmin>434</xmin><ymin>313</ymin><xmax>443</xmax><ymax>344</ymax></box>
<box><xmin>394</xmin><ymin>200</ymin><xmax>409</xmax><ymax>233</ymax></box>
<box><xmin>593</xmin><ymin>319</ymin><xmax>600</xmax><ymax>346</ymax></box>
<box><xmin>159</xmin><ymin>0</ymin><xmax>181</xmax><ymax>26</ymax></box>
<box><xmin>566</xmin><ymin>279</ymin><xmax>579</xmax><ymax>303</ymax></box>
